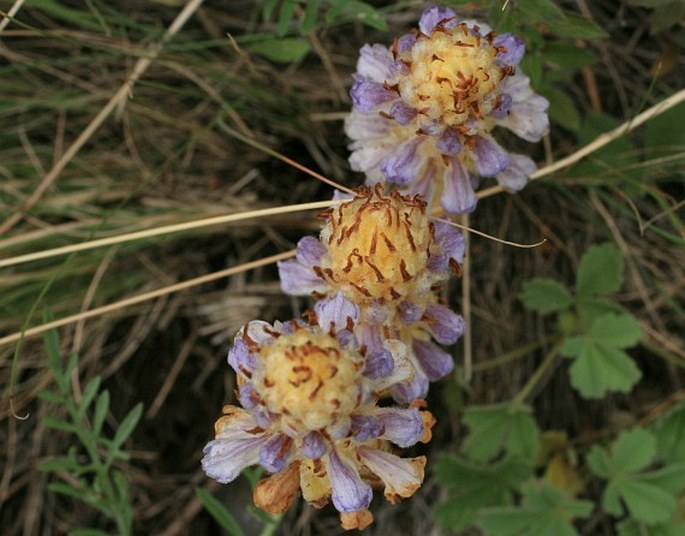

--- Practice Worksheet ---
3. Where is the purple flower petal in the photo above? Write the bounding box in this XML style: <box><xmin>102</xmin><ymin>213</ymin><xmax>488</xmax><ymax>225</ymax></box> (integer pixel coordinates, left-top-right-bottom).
<box><xmin>227</xmin><ymin>339</ymin><xmax>256</xmax><ymax>375</ymax></box>
<box><xmin>315</xmin><ymin>292</ymin><xmax>360</xmax><ymax>334</ymax></box>
<box><xmin>365</xmin><ymin>300</ymin><xmax>389</xmax><ymax>324</ymax></box>
<box><xmin>418</xmin><ymin>6</ymin><xmax>457</xmax><ymax>34</ymax></box>
<box><xmin>377</xmin><ymin>407</ymin><xmax>423</xmax><ymax>447</ymax></box>
<box><xmin>493</xmin><ymin>33</ymin><xmax>525</xmax><ymax>67</ymax></box>
<box><xmin>363</xmin><ymin>347</ymin><xmax>394</xmax><ymax>378</ymax></box>
<box><xmin>396</xmin><ymin>32</ymin><xmax>416</xmax><ymax>54</ymax></box>
<box><xmin>441</xmin><ymin>158</ymin><xmax>478</xmax><ymax>214</ymax></box>
<box><xmin>259</xmin><ymin>434</ymin><xmax>293</xmax><ymax>474</ymax></box>
<box><xmin>356</xmin><ymin>43</ymin><xmax>394</xmax><ymax>81</ymax></box>
<box><xmin>351</xmin><ymin>415</ymin><xmax>382</xmax><ymax>442</ymax></box>
<box><xmin>488</xmin><ymin>93</ymin><xmax>513</xmax><ymax>119</ymax></box>
<box><xmin>390</xmin><ymin>100</ymin><xmax>417</xmax><ymax>125</ymax></box>
<box><xmin>398</xmin><ymin>300</ymin><xmax>423</xmax><ymax>324</ymax></box>
<box><xmin>350</xmin><ymin>76</ymin><xmax>397</xmax><ymax>113</ymax></box>
<box><xmin>357</xmin><ymin>447</ymin><xmax>425</xmax><ymax>500</ymax></box>
<box><xmin>240</xmin><ymin>320</ymin><xmax>278</xmax><ymax>346</ymax></box>
<box><xmin>296</xmin><ymin>236</ymin><xmax>326</xmax><ymax>265</ymax></box>
<box><xmin>497</xmin><ymin>74</ymin><xmax>550</xmax><ymax>142</ymax></box>
<box><xmin>436</xmin><ymin>129</ymin><xmax>462</xmax><ymax>156</ymax></box>
<box><xmin>496</xmin><ymin>153</ymin><xmax>537</xmax><ymax>191</ymax></box>
<box><xmin>413</xmin><ymin>339</ymin><xmax>454</xmax><ymax>381</ymax></box>
<box><xmin>391</xmin><ymin>371</ymin><xmax>429</xmax><ymax>404</ymax></box>
<box><xmin>434</xmin><ymin>220</ymin><xmax>465</xmax><ymax>264</ymax></box>
<box><xmin>302</xmin><ymin>431</ymin><xmax>327</xmax><ymax>459</ymax></box>
<box><xmin>380</xmin><ymin>137</ymin><xmax>424</xmax><ymax>185</ymax></box>
<box><xmin>328</xmin><ymin>450</ymin><xmax>373</xmax><ymax>513</ymax></box>
<box><xmin>472</xmin><ymin>136</ymin><xmax>509</xmax><ymax>176</ymax></box>
<box><xmin>202</xmin><ymin>435</ymin><xmax>267</xmax><ymax>484</ymax></box>
<box><xmin>278</xmin><ymin>258</ymin><xmax>326</xmax><ymax>296</ymax></box>
<box><xmin>424</xmin><ymin>304</ymin><xmax>465</xmax><ymax>345</ymax></box>
<box><xmin>237</xmin><ymin>382</ymin><xmax>259</xmax><ymax>410</ymax></box>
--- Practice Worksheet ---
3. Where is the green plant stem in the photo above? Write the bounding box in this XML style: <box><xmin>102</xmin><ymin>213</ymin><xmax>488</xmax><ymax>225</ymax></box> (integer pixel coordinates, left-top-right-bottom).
<box><xmin>472</xmin><ymin>336</ymin><xmax>558</xmax><ymax>373</ymax></box>
<box><xmin>513</xmin><ymin>343</ymin><xmax>563</xmax><ymax>404</ymax></box>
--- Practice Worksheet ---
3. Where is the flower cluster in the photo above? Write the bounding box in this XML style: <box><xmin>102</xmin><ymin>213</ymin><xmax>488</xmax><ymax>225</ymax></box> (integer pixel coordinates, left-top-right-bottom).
<box><xmin>346</xmin><ymin>6</ymin><xmax>549</xmax><ymax>213</ymax></box>
<box><xmin>202</xmin><ymin>5</ymin><xmax>546</xmax><ymax>531</ymax></box>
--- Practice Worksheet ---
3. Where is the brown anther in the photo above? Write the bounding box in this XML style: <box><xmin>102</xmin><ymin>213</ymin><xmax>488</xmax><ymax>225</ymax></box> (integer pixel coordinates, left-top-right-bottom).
<box><xmin>264</xmin><ymin>377</ymin><xmax>275</xmax><ymax>388</ymax></box>
<box><xmin>381</xmin><ymin>233</ymin><xmax>397</xmax><ymax>252</ymax></box>
<box><xmin>370</xmin><ymin>231</ymin><xmax>378</xmax><ymax>255</ymax></box>
<box><xmin>418</xmin><ymin>94</ymin><xmax>430</xmax><ymax>101</ymax></box>
<box><xmin>309</xmin><ymin>380</ymin><xmax>323</xmax><ymax>400</ymax></box>
<box><xmin>365</xmin><ymin>257</ymin><xmax>385</xmax><ymax>282</ymax></box>
<box><xmin>350</xmin><ymin>282</ymin><xmax>372</xmax><ymax>297</ymax></box>
<box><xmin>431</xmin><ymin>53</ymin><xmax>444</xmax><ymax>62</ymax></box>
<box><xmin>292</xmin><ymin>365</ymin><xmax>313</xmax><ymax>384</ymax></box>
<box><xmin>430</xmin><ymin>284</ymin><xmax>443</xmax><ymax>292</ymax></box>
<box><xmin>378</xmin><ymin>110</ymin><xmax>392</xmax><ymax>120</ymax></box>
<box><xmin>346</xmin><ymin>316</ymin><xmax>355</xmax><ymax>332</ymax></box>
<box><xmin>436</xmin><ymin>76</ymin><xmax>452</xmax><ymax>85</ymax></box>
<box><xmin>399</xmin><ymin>259</ymin><xmax>412</xmax><ymax>282</ymax></box>
<box><xmin>389</xmin><ymin>287</ymin><xmax>401</xmax><ymax>300</ymax></box>
<box><xmin>440</xmin><ymin>154</ymin><xmax>451</xmax><ymax>166</ymax></box>
<box><xmin>382</xmin><ymin>81</ymin><xmax>401</xmax><ymax>94</ymax></box>
<box><xmin>328</xmin><ymin>364</ymin><xmax>339</xmax><ymax>379</ymax></box>
<box><xmin>455</xmin><ymin>40</ymin><xmax>475</xmax><ymax>48</ymax></box>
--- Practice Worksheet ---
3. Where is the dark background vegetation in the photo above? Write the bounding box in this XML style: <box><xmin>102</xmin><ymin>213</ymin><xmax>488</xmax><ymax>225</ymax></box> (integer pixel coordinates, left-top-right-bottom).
<box><xmin>0</xmin><ymin>0</ymin><xmax>683</xmax><ymax>534</ymax></box>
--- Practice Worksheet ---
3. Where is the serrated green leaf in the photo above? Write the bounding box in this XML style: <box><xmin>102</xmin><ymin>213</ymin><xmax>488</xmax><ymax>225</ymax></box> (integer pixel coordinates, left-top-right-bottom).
<box><xmin>639</xmin><ymin>463</ymin><xmax>685</xmax><ymax>494</ymax></box>
<box><xmin>196</xmin><ymin>488</ymin><xmax>246</xmax><ymax>536</ymax></box>
<box><xmin>590</xmin><ymin>314</ymin><xmax>642</xmax><ymax>348</ymax></box>
<box><xmin>612</xmin><ymin>428</ymin><xmax>657</xmax><ymax>474</ymax></box>
<box><xmin>568</xmin><ymin>342</ymin><xmax>641</xmax><ymax>398</ymax></box>
<box><xmin>434</xmin><ymin>455</ymin><xmax>531</xmax><ymax>530</ymax></box>
<box><xmin>576</xmin><ymin>296</ymin><xmax>624</xmax><ymax>322</ymax></box>
<box><xmin>576</xmin><ymin>243</ymin><xmax>624</xmax><ymax>296</ymax></box>
<box><xmin>521</xmin><ymin>278</ymin><xmax>573</xmax><ymax>314</ymax></box>
<box><xmin>619</xmin><ymin>477</ymin><xmax>676</xmax><ymax>524</ymax></box>
<box><xmin>462</xmin><ymin>404</ymin><xmax>539</xmax><ymax>462</ymax></box>
<box><xmin>111</xmin><ymin>403</ymin><xmax>143</xmax><ymax>452</ymax></box>
<box><xmin>478</xmin><ymin>480</ymin><xmax>592</xmax><ymax>536</ymax></box>
<box><xmin>618</xmin><ymin>517</ymin><xmax>685</xmax><ymax>536</ymax></box>
<box><xmin>247</xmin><ymin>37</ymin><xmax>311</xmax><ymax>63</ymax></box>
<box><xmin>78</xmin><ymin>376</ymin><xmax>102</xmax><ymax>418</ymax></box>
<box><xmin>653</xmin><ymin>402</ymin><xmax>685</xmax><ymax>463</ymax></box>
<box><xmin>541</xmin><ymin>87</ymin><xmax>581</xmax><ymax>132</ymax></box>
<box><xmin>546</xmin><ymin>11</ymin><xmax>608</xmax><ymax>39</ymax></box>
<box><xmin>93</xmin><ymin>390</ymin><xmax>110</xmax><ymax>436</ymax></box>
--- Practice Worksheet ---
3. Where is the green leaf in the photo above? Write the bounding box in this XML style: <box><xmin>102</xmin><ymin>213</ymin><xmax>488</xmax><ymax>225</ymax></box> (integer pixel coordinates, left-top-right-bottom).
<box><xmin>93</xmin><ymin>390</ymin><xmax>110</xmax><ymax>436</ymax></box>
<box><xmin>544</xmin><ymin>42</ymin><xmax>596</xmax><ymax>70</ymax></box>
<box><xmin>247</xmin><ymin>37</ymin><xmax>311</xmax><ymax>63</ymax></box>
<box><xmin>39</xmin><ymin>457</ymin><xmax>87</xmax><ymax>473</ymax></box>
<box><xmin>618</xmin><ymin>517</ymin><xmax>685</xmax><ymax>536</ymax></box>
<box><xmin>521</xmin><ymin>278</ymin><xmax>573</xmax><ymax>314</ymax></box>
<box><xmin>619</xmin><ymin>477</ymin><xmax>676</xmax><ymax>524</ymax></box>
<box><xmin>277</xmin><ymin>0</ymin><xmax>297</xmax><ymax>36</ymax></box>
<box><xmin>326</xmin><ymin>0</ymin><xmax>387</xmax><ymax>30</ymax></box>
<box><xmin>546</xmin><ymin>11</ymin><xmax>608</xmax><ymax>40</ymax></box>
<box><xmin>196</xmin><ymin>488</ymin><xmax>246</xmax><ymax>536</ymax></box>
<box><xmin>110</xmin><ymin>403</ymin><xmax>143</xmax><ymax>452</ymax></box>
<box><xmin>48</xmin><ymin>482</ymin><xmax>93</xmax><ymax>502</ymax></box>
<box><xmin>43</xmin><ymin>415</ymin><xmax>78</xmax><ymax>434</ymax></box>
<box><xmin>639</xmin><ymin>463</ymin><xmax>685</xmax><ymax>494</ymax></box>
<box><xmin>462</xmin><ymin>404</ymin><xmax>540</xmax><ymax>462</ymax></box>
<box><xmin>653</xmin><ymin>402</ymin><xmax>685</xmax><ymax>463</ymax></box>
<box><xmin>611</xmin><ymin>428</ymin><xmax>657</xmax><ymax>474</ymax></box>
<box><xmin>646</xmin><ymin>102</ymin><xmax>685</xmax><ymax>149</ymax></box>
<box><xmin>38</xmin><ymin>390</ymin><xmax>63</xmax><ymax>404</ymax></box>
<box><xmin>78</xmin><ymin>376</ymin><xmax>102</xmax><ymax>418</ymax></box>
<box><xmin>576</xmin><ymin>296</ymin><xmax>624</xmax><ymax>322</ymax></box>
<box><xmin>434</xmin><ymin>455</ymin><xmax>531</xmax><ymax>530</ymax></box>
<box><xmin>576</xmin><ymin>243</ymin><xmax>624</xmax><ymax>296</ymax></box>
<box><xmin>301</xmin><ymin>0</ymin><xmax>320</xmax><ymax>33</ymax></box>
<box><xmin>517</xmin><ymin>0</ymin><xmax>567</xmax><ymax>25</ymax></box>
<box><xmin>566</xmin><ymin>339</ymin><xmax>642</xmax><ymax>398</ymax></box>
<box><xmin>477</xmin><ymin>480</ymin><xmax>593</xmax><ymax>536</ymax></box>
<box><xmin>590</xmin><ymin>313</ymin><xmax>642</xmax><ymax>348</ymax></box>
<box><xmin>541</xmin><ymin>87</ymin><xmax>581</xmax><ymax>132</ymax></box>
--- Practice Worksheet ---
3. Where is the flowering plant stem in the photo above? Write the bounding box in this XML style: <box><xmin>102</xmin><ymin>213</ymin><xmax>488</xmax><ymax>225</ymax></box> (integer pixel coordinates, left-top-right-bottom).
<box><xmin>513</xmin><ymin>342</ymin><xmax>563</xmax><ymax>405</ymax></box>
